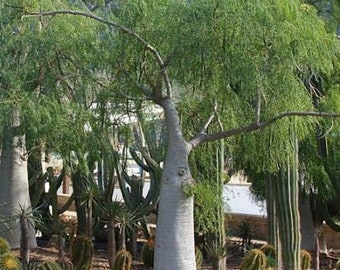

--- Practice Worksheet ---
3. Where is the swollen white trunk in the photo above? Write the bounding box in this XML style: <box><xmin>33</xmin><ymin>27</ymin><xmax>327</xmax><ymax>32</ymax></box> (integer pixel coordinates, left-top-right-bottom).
<box><xmin>154</xmin><ymin>99</ymin><xmax>196</xmax><ymax>270</ymax></box>
<box><xmin>0</xmin><ymin>110</ymin><xmax>37</xmax><ymax>249</ymax></box>
<box><xmin>0</xmin><ymin>147</ymin><xmax>37</xmax><ymax>248</ymax></box>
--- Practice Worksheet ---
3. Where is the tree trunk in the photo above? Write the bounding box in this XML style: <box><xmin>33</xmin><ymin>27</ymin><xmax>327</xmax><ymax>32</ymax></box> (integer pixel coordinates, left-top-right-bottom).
<box><xmin>0</xmin><ymin>110</ymin><xmax>37</xmax><ymax>249</ymax></box>
<box><xmin>299</xmin><ymin>195</ymin><xmax>315</xmax><ymax>250</ymax></box>
<box><xmin>72</xmin><ymin>171</ymin><xmax>88</xmax><ymax>235</ymax></box>
<box><xmin>107</xmin><ymin>220</ymin><xmax>116</xmax><ymax>269</ymax></box>
<box><xmin>154</xmin><ymin>99</ymin><xmax>196</xmax><ymax>270</ymax></box>
<box><xmin>20</xmin><ymin>214</ymin><xmax>30</xmax><ymax>269</ymax></box>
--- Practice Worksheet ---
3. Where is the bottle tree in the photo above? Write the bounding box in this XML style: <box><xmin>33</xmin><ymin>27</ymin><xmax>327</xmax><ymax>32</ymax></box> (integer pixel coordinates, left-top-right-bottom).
<box><xmin>24</xmin><ymin>0</ymin><xmax>340</xmax><ymax>269</ymax></box>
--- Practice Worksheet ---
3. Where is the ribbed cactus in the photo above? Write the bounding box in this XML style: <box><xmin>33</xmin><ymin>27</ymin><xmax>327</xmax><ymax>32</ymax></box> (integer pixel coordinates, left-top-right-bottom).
<box><xmin>70</xmin><ymin>235</ymin><xmax>93</xmax><ymax>270</ymax></box>
<box><xmin>31</xmin><ymin>261</ymin><xmax>63</xmax><ymax>270</ymax></box>
<box><xmin>272</xmin><ymin>137</ymin><xmax>301</xmax><ymax>270</ymax></box>
<box><xmin>195</xmin><ymin>246</ymin><xmax>203</xmax><ymax>270</ymax></box>
<box><xmin>259</xmin><ymin>244</ymin><xmax>275</xmax><ymax>258</ymax></box>
<box><xmin>300</xmin><ymin>250</ymin><xmax>312</xmax><ymax>270</ymax></box>
<box><xmin>0</xmin><ymin>238</ymin><xmax>10</xmax><ymax>256</ymax></box>
<box><xmin>0</xmin><ymin>253</ymin><xmax>22</xmax><ymax>270</ymax></box>
<box><xmin>141</xmin><ymin>238</ymin><xmax>154</xmax><ymax>268</ymax></box>
<box><xmin>112</xmin><ymin>249</ymin><xmax>132</xmax><ymax>270</ymax></box>
<box><xmin>240</xmin><ymin>248</ymin><xmax>267</xmax><ymax>270</ymax></box>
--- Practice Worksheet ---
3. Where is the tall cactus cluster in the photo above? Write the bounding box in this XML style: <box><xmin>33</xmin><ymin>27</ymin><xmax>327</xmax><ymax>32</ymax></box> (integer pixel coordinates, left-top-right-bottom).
<box><xmin>70</xmin><ymin>235</ymin><xmax>93</xmax><ymax>270</ymax></box>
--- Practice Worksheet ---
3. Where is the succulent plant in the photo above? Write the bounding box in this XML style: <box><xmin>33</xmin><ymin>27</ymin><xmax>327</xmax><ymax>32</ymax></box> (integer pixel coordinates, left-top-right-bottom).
<box><xmin>335</xmin><ymin>259</ymin><xmax>340</xmax><ymax>270</ymax></box>
<box><xmin>240</xmin><ymin>248</ymin><xmax>267</xmax><ymax>270</ymax></box>
<box><xmin>70</xmin><ymin>235</ymin><xmax>93</xmax><ymax>270</ymax></box>
<box><xmin>300</xmin><ymin>250</ymin><xmax>312</xmax><ymax>270</ymax></box>
<box><xmin>195</xmin><ymin>246</ymin><xmax>203</xmax><ymax>270</ymax></box>
<box><xmin>0</xmin><ymin>253</ymin><xmax>22</xmax><ymax>270</ymax></box>
<box><xmin>112</xmin><ymin>249</ymin><xmax>132</xmax><ymax>270</ymax></box>
<box><xmin>141</xmin><ymin>238</ymin><xmax>154</xmax><ymax>268</ymax></box>
<box><xmin>0</xmin><ymin>238</ymin><xmax>10</xmax><ymax>256</ymax></box>
<box><xmin>30</xmin><ymin>261</ymin><xmax>62</xmax><ymax>270</ymax></box>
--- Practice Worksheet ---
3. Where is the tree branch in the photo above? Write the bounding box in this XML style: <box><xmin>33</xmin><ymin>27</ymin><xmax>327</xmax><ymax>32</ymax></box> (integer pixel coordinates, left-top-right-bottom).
<box><xmin>188</xmin><ymin>111</ymin><xmax>340</xmax><ymax>150</ymax></box>
<box><xmin>23</xmin><ymin>9</ymin><xmax>172</xmax><ymax>99</ymax></box>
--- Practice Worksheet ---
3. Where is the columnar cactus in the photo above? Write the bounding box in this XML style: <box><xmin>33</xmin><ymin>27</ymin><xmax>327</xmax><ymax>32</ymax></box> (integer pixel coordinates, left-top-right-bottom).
<box><xmin>300</xmin><ymin>250</ymin><xmax>312</xmax><ymax>270</ymax></box>
<box><xmin>70</xmin><ymin>235</ymin><xmax>93</xmax><ymax>270</ymax></box>
<box><xmin>0</xmin><ymin>238</ymin><xmax>10</xmax><ymax>256</ymax></box>
<box><xmin>272</xmin><ymin>137</ymin><xmax>301</xmax><ymax>270</ymax></box>
<box><xmin>0</xmin><ymin>253</ymin><xmax>22</xmax><ymax>270</ymax></box>
<box><xmin>240</xmin><ymin>248</ymin><xmax>267</xmax><ymax>270</ymax></box>
<box><xmin>141</xmin><ymin>238</ymin><xmax>154</xmax><ymax>268</ymax></box>
<box><xmin>112</xmin><ymin>249</ymin><xmax>132</xmax><ymax>270</ymax></box>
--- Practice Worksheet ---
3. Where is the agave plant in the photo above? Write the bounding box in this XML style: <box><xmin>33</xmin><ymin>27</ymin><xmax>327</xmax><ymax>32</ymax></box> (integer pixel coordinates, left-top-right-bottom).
<box><xmin>15</xmin><ymin>205</ymin><xmax>42</xmax><ymax>269</ymax></box>
<box><xmin>204</xmin><ymin>241</ymin><xmax>227</xmax><ymax>270</ymax></box>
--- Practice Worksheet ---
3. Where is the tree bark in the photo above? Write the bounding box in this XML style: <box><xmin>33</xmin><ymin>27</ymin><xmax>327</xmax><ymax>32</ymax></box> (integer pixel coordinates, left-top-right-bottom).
<box><xmin>154</xmin><ymin>99</ymin><xmax>196</xmax><ymax>270</ymax></box>
<box><xmin>0</xmin><ymin>110</ymin><xmax>37</xmax><ymax>249</ymax></box>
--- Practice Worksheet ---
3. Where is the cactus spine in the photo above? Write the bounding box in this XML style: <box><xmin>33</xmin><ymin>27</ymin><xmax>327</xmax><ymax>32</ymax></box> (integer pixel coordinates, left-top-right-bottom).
<box><xmin>70</xmin><ymin>235</ymin><xmax>93</xmax><ymax>270</ymax></box>
<box><xmin>240</xmin><ymin>248</ymin><xmax>267</xmax><ymax>270</ymax></box>
<box><xmin>300</xmin><ymin>250</ymin><xmax>312</xmax><ymax>270</ymax></box>
<box><xmin>195</xmin><ymin>247</ymin><xmax>203</xmax><ymax>270</ymax></box>
<box><xmin>112</xmin><ymin>249</ymin><xmax>132</xmax><ymax>270</ymax></box>
<box><xmin>141</xmin><ymin>238</ymin><xmax>154</xmax><ymax>268</ymax></box>
<box><xmin>0</xmin><ymin>238</ymin><xmax>10</xmax><ymax>256</ymax></box>
<box><xmin>0</xmin><ymin>253</ymin><xmax>22</xmax><ymax>270</ymax></box>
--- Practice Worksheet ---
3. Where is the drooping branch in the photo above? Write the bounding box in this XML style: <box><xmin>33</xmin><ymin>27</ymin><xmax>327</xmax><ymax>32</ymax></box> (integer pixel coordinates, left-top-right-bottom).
<box><xmin>188</xmin><ymin>111</ymin><xmax>340</xmax><ymax>150</ymax></box>
<box><xmin>23</xmin><ymin>10</ymin><xmax>172</xmax><ymax>99</ymax></box>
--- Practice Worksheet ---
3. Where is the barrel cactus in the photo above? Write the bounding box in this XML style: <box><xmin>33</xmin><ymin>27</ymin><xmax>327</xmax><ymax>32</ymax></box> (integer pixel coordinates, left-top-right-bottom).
<box><xmin>141</xmin><ymin>238</ymin><xmax>154</xmax><ymax>268</ymax></box>
<box><xmin>240</xmin><ymin>248</ymin><xmax>267</xmax><ymax>270</ymax></box>
<box><xmin>0</xmin><ymin>238</ymin><xmax>10</xmax><ymax>256</ymax></box>
<box><xmin>0</xmin><ymin>253</ymin><xmax>22</xmax><ymax>270</ymax></box>
<box><xmin>70</xmin><ymin>235</ymin><xmax>93</xmax><ymax>270</ymax></box>
<box><xmin>259</xmin><ymin>244</ymin><xmax>275</xmax><ymax>258</ymax></box>
<box><xmin>195</xmin><ymin>246</ymin><xmax>203</xmax><ymax>270</ymax></box>
<box><xmin>112</xmin><ymin>249</ymin><xmax>132</xmax><ymax>270</ymax></box>
<box><xmin>300</xmin><ymin>250</ymin><xmax>312</xmax><ymax>270</ymax></box>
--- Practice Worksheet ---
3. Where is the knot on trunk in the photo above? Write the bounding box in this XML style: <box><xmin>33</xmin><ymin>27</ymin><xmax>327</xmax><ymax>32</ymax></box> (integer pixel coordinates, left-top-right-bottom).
<box><xmin>181</xmin><ymin>177</ymin><xmax>196</xmax><ymax>197</ymax></box>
